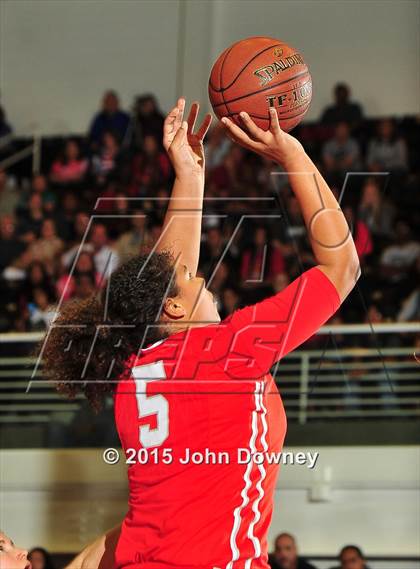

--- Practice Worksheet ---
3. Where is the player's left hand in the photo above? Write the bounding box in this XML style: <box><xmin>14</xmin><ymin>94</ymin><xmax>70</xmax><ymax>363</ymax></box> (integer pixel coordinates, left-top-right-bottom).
<box><xmin>163</xmin><ymin>98</ymin><xmax>212</xmax><ymax>177</ymax></box>
<box><xmin>221</xmin><ymin>108</ymin><xmax>304</xmax><ymax>168</ymax></box>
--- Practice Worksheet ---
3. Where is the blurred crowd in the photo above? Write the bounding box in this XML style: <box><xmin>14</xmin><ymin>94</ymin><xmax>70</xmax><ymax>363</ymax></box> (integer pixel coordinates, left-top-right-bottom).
<box><xmin>268</xmin><ymin>534</ymin><xmax>371</xmax><ymax>569</ymax></box>
<box><xmin>0</xmin><ymin>531</ymin><xmax>372</xmax><ymax>569</ymax></box>
<box><xmin>0</xmin><ymin>84</ymin><xmax>419</xmax><ymax>337</ymax></box>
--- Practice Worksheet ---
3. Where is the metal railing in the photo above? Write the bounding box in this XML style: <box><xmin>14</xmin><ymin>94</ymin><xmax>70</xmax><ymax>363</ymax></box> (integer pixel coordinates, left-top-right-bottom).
<box><xmin>0</xmin><ymin>135</ymin><xmax>41</xmax><ymax>174</ymax></box>
<box><xmin>276</xmin><ymin>346</ymin><xmax>419</xmax><ymax>423</ymax></box>
<box><xmin>0</xmin><ymin>323</ymin><xmax>419</xmax><ymax>429</ymax></box>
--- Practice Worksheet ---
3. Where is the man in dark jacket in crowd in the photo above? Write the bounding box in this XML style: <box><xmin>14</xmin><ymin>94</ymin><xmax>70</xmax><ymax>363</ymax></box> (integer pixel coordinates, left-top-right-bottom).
<box><xmin>268</xmin><ymin>533</ymin><xmax>318</xmax><ymax>569</ymax></box>
<box><xmin>321</xmin><ymin>83</ymin><xmax>364</xmax><ymax>128</ymax></box>
<box><xmin>89</xmin><ymin>90</ymin><xmax>130</xmax><ymax>149</ymax></box>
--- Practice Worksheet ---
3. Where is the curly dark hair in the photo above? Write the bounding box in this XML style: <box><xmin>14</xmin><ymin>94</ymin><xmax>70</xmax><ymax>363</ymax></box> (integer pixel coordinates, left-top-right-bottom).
<box><xmin>41</xmin><ymin>251</ymin><xmax>178</xmax><ymax>410</ymax></box>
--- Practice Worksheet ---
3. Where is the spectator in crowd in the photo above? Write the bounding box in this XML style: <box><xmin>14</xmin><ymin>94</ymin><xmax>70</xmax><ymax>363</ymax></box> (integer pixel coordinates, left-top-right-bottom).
<box><xmin>28</xmin><ymin>546</ymin><xmax>56</xmax><ymax>569</ymax></box>
<box><xmin>60</xmin><ymin>211</ymin><xmax>92</xmax><ymax>270</ymax></box>
<box><xmin>22</xmin><ymin>261</ymin><xmax>56</xmax><ymax>305</ymax></box>
<box><xmin>257</xmin><ymin>155</ymin><xmax>287</xmax><ymax>191</ymax></box>
<box><xmin>88</xmin><ymin>90</ymin><xmax>130</xmax><ymax>148</ymax></box>
<box><xmin>398</xmin><ymin>286</ymin><xmax>420</xmax><ymax>321</ymax></box>
<box><xmin>322</xmin><ymin>122</ymin><xmax>361</xmax><ymax>182</ymax></box>
<box><xmin>28</xmin><ymin>218</ymin><xmax>64</xmax><ymax>267</ymax></box>
<box><xmin>89</xmin><ymin>223</ymin><xmax>120</xmax><ymax>277</ymax></box>
<box><xmin>72</xmin><ymin>211</ymin><xmax>90</xmax><ymax>246</ymax></box>
<box><xmin>73</xmin><ymin>272</ymin><xmax>97</xmax><ymax>300</ymax></box>
<box><xmin>98</xmin><ymin>189</ymin><xmax>132</xmax><ymax>231</ymax></box>
<box><xmin>130</xmin><ymin>134</ymin><xmax>171</xmax><ymax>195</ymax></box>
<box><xmin>210</xmin><ymin>145</ymin><xmax>244</xmax><ymax>190</ymax></box>
<box><xmin>17</xmin><ymin>192</ymin><xmax>45</xmax><ymax>241</ymax></box>
<box><xmin>50</xmin><ymin>139</ymin><xmax>88</xmax><ymax>185</ymax></box>
<box><xmin>275</xmin><ymin>195</ymin><xmax>310</xmax><ymax>265</ymax></box>
<box><xmin>268</xmin><ymin>532</ymin><xmax>317</xmax><ymax>569</ymax></box>
<box><xmin>397</xmin><ymin>257</ymin><xmax>420</xmax><ymax>321</ymax></box>
<box><xmin>366</xmin><ymin>303</ymin><xmax>384</xmax><ymax>325</ymax></box>
<box><xmin>56</xmin><ymin>251</ymin><xmax>101</xmax><ymax>301</ymax></box>
<box><xmin>272</xmin><ymin>271</ymin><xmax>290</xmax><ymax>293</ymax></box>
<box><xmin>53</xmin><ymin>192</ymin><xmax>81</xmax><ymax>241</ymax></box>
<box><xmin>91</xmin><ymin>131</ymin><xmax>121</xmax><ymax>186</ymax></box>
<box><xmin>148</xmin><ymin>222</ymin><xmax>162</xmax><ymax>246</ymax></box>
<box><xmin>32</xmin><ymin>174</ymin><xmax>49</xmax><ymax>195</ymax></box>
<box><xmin>0</xmin><ymin>104</ymin><xmax>13</xmax><ymax>139</ymax></box>
<box><xmin>397</xmin><ymin>255</ymin><xmax>420</xmax><ymax>322</ymax></box>
<box><xmin>0</xmin><ymin>105</ymin><xmax>14</xmax><ymax>157</ymax></box>
<box><xmin>114</xmin><ymin>210</ymin><xmax>151</xmax><ymax>262</ymax></box>
<box><xmin>133</xmin><ymin>93</ymin><xmax>165</xmax><ymax>145</ymax></box>
<box><xmin>380</xmin><ymin>220</ymin><xmax>420</xmax><ymax>282</ymax></box>
<box><xmin>330</xmin><ymin>545</ymin><xmax>368</xmax><ymax>569</ymax></box>
<box><xmin>31</xmin><ymin>174</ymin><xmax>57</xmax><ymax>216</ymax></box>
<box><xmin>205</xmin><ymin>121</ymin><xmax>231</xmax><ymax>171</ymax></box>
<box><xmin>367</xmin><ymin>118</ymin><xmax>408</xmax><ymax>173</ymax></box>
<box><xmin>27</xmin><ymin>287</ymin><xmax>56</xmax><ymax>330</ymax></box>
<box><xmin>0</xmin><ymin>106</ymin><xmax>13</xmax><ymax>160</ymax></box>
<box><xmin>207</xmin><ymin>261</ymin><xmax>231</xmax><ymax>306</ymax></box>
<box><xmin>34</xmin><ymin>174</ymin><xmax>56</xmax><ymax>208</ymax></box>
<box><xmin>240</xmin><ymin>225</ymin><xmax>285</xmax><ymax>283</ymax></box>
<box><xmin>219</xmin><ymin>285</ymin><xmax>241</xmax><ymax>319</ymax></box>
<box><xmin>343</xmin><ymin>205</ymin><xmax>373</xmax><ymax>262</ymax></box>
<box><xmin>321</xmin><ymin>82</ymin><xmax>364</xmax><ymax>127</ymax></box>
<box><xmin>358</xmin><ymin>177</ymin><xmax>395</xmax><ymax>239</ymax></box>
<box><xmin>0</xmin><ymin>214</ymin><xmax>27</xmax><ymax>271</ymax></box>
<box><xmin>17</xmin><ymin>175</ymin><xmax>55</xmax><ymax>213</ymax></box>
<box><xmin>0</xmin><ymin>531</ymin><xmax>30</xmax><ymax>569</ymax></box>
<box><xmin>0</xmin><ymin>168</ymin><xmax>7</xmax><ymax>197</ymax></box>
<box><xmin>200</xmin><ymin>226</ymin><xmax>232</xmax><ymax>278</ymax></box>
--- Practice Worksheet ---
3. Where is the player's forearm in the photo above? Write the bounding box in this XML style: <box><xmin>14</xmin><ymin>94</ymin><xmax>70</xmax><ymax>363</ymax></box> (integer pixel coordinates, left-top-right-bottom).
<box><xmin>156</xmin><ymin>173</ymin><xmax>204</xmax><ymax>275</ymax></box>
<box><xmin>283</xmin><ymin>150</ymin><xmax>360</xmax><ymax>300</ymax></box>
<box><xmin>219</xmin><ymin>110</ymin><xmax>359</xmax><ymax>300</ymax></box>
<box><xmin>64</xmin><ymin>524</ymin><xmax>121</xmax><ymax>569</ymax></box>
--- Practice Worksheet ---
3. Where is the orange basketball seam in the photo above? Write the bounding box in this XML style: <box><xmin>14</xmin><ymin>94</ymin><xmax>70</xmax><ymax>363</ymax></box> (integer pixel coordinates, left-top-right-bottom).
<box><xmin>212</xmin><ymin>71</ymin><xmax>311</xmax><ymax>108</ymax></box>
<box><xmin>219</xmin><ymin>43</ymin><xmax>234</xmax><ymax>118</ymax></box>
<box><xmin>212</xmin><ymin>41</ymin><xmax>287</xmax><ymax>93</ymax></box>
<box><xmin>224</xmin><ymin>104</ymin><xmax>310</xmax><ymax>122</ymax></box>
<box><xmin>228</xmin><ymin>104</ymin><xmax>311</xmax><ymax>120</ymax></box>
<box><xmin>208</xmin><ymin>43</ymin><xmax>235</xmax><ymax>92</ymax></box>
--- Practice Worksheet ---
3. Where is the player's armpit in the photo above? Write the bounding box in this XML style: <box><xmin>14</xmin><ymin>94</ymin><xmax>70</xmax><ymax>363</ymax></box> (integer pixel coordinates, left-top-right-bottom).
<box><xmin>223</xmin><ymin>267</ymin><xmax>341</xmax><ymax>376</ymax></box>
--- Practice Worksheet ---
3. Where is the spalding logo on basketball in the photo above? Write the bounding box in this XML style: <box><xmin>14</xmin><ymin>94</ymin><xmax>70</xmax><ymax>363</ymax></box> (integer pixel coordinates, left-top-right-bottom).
<box><xmin>208</xmin><ymin>36</ymin><xmax>312</xmax><ymax>132</ymax></box>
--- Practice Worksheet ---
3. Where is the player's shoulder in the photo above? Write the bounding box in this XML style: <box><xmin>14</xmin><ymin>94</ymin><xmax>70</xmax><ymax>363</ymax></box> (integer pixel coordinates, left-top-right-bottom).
<box><xmin>125</xmin><ymin>322</ymin><xmax>228</xmax><ymax>368</ymax></box>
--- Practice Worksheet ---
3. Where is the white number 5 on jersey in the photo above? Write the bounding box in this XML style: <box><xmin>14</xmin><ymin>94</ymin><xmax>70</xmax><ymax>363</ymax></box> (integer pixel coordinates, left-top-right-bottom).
<box><xmin>132</xmin><ymin>361</ymin><xmax>169</xmax><ymax>448</ymax></box>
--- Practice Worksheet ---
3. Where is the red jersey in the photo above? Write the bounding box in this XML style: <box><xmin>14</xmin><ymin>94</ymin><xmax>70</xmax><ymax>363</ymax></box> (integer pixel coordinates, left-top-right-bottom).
<box><xmin>114</xmin><ymin>267</ymin><xmax>340</xmax><ymax>569</ymax></box>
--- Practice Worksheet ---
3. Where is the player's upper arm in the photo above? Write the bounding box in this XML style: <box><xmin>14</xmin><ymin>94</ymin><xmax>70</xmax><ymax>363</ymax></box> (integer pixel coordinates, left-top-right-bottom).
<box><xmin>214</xmin><ymin>267</ymin><xmax>341</xmax><ymax>377</ymax></box>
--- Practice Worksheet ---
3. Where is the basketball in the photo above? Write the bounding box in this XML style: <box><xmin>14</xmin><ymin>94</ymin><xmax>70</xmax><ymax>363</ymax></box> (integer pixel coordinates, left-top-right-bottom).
<box><xmin>208</xmin><ymin>36</ymin><xmax>312</xmax><ymax>132</ymax></box>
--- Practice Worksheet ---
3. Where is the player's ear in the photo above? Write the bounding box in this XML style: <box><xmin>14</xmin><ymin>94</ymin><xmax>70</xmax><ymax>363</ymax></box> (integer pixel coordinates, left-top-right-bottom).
<box><xmin>162</xmin><ymin>297</ymin><xmax>186</xmax><ymax>320</ymax></box>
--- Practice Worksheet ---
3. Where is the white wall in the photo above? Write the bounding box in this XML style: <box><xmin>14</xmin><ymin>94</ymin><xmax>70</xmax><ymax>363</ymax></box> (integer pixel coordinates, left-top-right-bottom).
<box><xmin>0</xmin><ymin>0</ymin><xmax>181</xmax><ymax>135</ymax></box>
<box><xmin>268</xmin><ymin>446</ymin><xmax>420</xmax><ymax>557</ymax></box>
<box><xmin>1</xmin><ymin>0</ymin><xmax>419</xmax><ymax>136</ymax></box>
<box><xmin>1</xmin><ymin>446</ymin><xmax>419</xmax><ymax>556</ymax></box>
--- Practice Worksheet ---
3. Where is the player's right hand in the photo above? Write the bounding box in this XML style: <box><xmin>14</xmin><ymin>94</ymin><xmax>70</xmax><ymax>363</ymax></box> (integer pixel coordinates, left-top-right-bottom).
<box><xmin>221</xmin><ymin>108</ymin><xmax>304</xmax><ymax>168</ymax></box>
<box><xmin>163</xmin><ymin>98</ymin><xmax>212</xmax><ymax>178</ymax></box>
